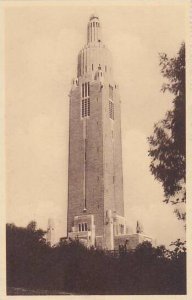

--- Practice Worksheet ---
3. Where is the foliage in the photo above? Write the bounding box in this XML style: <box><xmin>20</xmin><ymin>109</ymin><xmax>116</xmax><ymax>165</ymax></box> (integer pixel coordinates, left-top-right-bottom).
<box><xmin>6</xmin><ymin>222</ymin><xmax>48</xmax><ymax>289</ymax></box>
<box><xmin>7</xmin><ymin>223</ymin><xmax>186</xmax><ymax>295</ymax></box>
<box><xmin>169</xmin><ymin>239</ymin><xmax>186</xmax><ymax>259</ymax></box>
<box><xmin>26</xmin><ymin>220</ymin><xmax>37</xmax><ymax>232</ymax></box>
<box><xmin>148</xmin><ymin>43</ymin><xmax>185</xmax><ymax>220</ymax></box>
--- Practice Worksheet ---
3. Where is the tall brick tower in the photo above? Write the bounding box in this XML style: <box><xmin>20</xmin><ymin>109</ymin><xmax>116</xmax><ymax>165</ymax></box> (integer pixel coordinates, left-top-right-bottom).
<box><xmin>67</xmin><ymin>15</ymin><xmax>125</xmax><ymax>249</ymax></box>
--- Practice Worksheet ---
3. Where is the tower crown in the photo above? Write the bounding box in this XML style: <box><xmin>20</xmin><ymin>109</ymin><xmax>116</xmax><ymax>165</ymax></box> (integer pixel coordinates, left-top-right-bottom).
<box><xmin>87</xmin><ymin>14</ymin><xmax>102</xmax><ymax>44</ymax></box>
<box><xmin>77</xmin><ymin>15</ymin><xmax>112</xmax><ymax>80</ymax></box>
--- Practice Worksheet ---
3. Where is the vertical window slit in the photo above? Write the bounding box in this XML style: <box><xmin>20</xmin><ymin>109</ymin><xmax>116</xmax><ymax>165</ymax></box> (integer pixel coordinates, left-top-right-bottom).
<box><xmin>81</xmin><ymin>82</ymin><xmax>90</xmax><ymax>118</ymax></box>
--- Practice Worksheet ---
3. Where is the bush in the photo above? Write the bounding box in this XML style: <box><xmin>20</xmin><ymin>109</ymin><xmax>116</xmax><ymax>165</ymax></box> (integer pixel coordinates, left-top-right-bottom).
<box><xmin>6</xmin><ymin>223</ymin><xmax>186</xmax><ymax>295</ymax></box>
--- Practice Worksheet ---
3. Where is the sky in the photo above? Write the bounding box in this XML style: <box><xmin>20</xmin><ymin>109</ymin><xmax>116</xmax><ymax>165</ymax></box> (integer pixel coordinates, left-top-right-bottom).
<box><xmin>5</xmin><ymin>2</ymin><xmax>186</xmax><ymax>247</ymax></box>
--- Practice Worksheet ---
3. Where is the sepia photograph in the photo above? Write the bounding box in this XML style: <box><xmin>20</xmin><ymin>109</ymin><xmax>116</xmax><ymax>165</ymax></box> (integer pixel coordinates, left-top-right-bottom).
<box><xmin>2</xmin><ymin>0</ymin><xmax>188</xmax><ymax>296</ymax></box>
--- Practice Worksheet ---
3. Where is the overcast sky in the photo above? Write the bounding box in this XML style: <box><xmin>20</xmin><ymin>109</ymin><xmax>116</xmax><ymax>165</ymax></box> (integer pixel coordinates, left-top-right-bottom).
<box><xmin>5</xmin><ymin>2</ymin><xmax>186</xmax><ymax>247</ymax></box>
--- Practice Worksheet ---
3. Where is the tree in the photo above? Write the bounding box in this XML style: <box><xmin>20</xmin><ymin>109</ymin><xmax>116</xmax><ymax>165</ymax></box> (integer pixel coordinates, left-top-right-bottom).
<box><xmin>6</xmin><ymin>222</ymin><xmax>48</xmax><ymax>289</ymax></box>
<box><xmin>26</xmin><ymin>220</ymin><xmax>37</xmax><ymax>232</ymax></box>
<box><xmin>148</xmin><ymin>43</ymin><xmax>185</xmax><ymax>220</ymax></box>
<box><xmin>7</xmin><ymin>223</ymin><xmax>186</xmax><ymax>295</ymax></box>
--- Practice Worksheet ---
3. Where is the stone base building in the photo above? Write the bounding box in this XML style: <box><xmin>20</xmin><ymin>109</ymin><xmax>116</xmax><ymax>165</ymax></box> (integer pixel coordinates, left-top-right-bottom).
<box><xmin>68</xmin><ymin>210</ymin><xmax>154</xmax><ymax>250</ymax></box>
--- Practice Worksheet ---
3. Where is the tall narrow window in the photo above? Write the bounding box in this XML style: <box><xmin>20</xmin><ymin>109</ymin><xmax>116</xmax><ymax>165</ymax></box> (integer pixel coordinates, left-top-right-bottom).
<box><xmin>87</xmin><ymin>98</ymin><xmax>90</xmax><ymax>116</ymax></box>
<box><xmin>109</xmin><ymin>100</ymin><xmax>114</xmax><ymax>120</ymax></box>
<box><xmin>85</xmin><ymin>82</ymin><xmax>87</xmax><ymax>97</ymax></box>
<box><xmin>79</xmin><ymin>224</ymin><xmax>81</xmax><ymax>232</ymax></box>
<box><xmin>82</xmin><ymin>83</ymin><xmax>84</xmax><ymax>98</ymax></box>
<box><xmin>82</xmin><ymin>99</ymin><xmax>85</xmax><ymax>117</ymax></box>
<box><xmin>109</xmin><ymin>84</ymin><xmax>113</xmax><ymax>100</ymax></box>
<box><xmin>85</xmin><ymin>223</ymin><xmax>88</xmax><ymax>231</ymax></box>
<box><xmin>81</xmin><ymin>82</ymin><xmax>90</xmax><ymax>118</ymax></box>
<box><xmin>85</xmin><ymin>98</ymin><xmax>87</xmax><ymax>115</ymax></box>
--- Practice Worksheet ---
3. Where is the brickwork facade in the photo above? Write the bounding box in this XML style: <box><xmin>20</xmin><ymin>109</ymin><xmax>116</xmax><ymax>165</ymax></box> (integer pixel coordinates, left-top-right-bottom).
<box><xmin>67</xmin><ymin>15</ymin><xmax>124</xmax><ymax>249</ymax></box>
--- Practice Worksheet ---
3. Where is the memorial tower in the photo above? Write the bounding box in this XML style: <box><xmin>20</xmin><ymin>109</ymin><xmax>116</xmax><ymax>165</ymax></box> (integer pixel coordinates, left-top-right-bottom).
<box><xmin>67</xmin><ymin>15</ymin><xmax>125</xmax><ymax>249</ymax></box>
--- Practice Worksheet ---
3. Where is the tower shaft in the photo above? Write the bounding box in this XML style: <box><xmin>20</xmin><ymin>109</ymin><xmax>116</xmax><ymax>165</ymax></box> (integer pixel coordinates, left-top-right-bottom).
<box><xmin>67</xmin><ymin>15</ymin><xmax>124</xmax><ymax>249</ymax></box>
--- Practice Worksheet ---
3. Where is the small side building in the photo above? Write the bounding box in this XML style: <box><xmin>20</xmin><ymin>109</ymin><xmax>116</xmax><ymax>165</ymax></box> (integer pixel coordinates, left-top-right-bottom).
<box><xmin>114</xmin><ymin>233</ymin><xmax>154</xmax><ymax>251</ymax></box>
<box><xmin>68</xmin><ymin>209</ymin><xmax>154</xmax><ymax>250</ymax></box>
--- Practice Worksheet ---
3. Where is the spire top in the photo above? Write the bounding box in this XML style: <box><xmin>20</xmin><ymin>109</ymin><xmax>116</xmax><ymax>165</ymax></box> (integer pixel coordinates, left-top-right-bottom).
<box><xmin>90</xmin><ymin>14</ymin><xmax>99</xmax><ymax>21</ymax></box>
<box><xmin>87</xmin><ymin>14</ymin><xmax>102</xmax><ymax>44</ymax></box>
